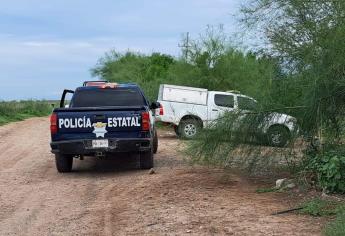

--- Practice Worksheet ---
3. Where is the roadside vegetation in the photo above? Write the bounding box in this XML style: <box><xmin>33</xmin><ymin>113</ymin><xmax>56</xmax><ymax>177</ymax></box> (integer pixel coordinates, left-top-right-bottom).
<box><xmin>299</xmin><ymin>198</ymin><xmax>345</xmax><ymax>236</ymax></box>
<box><xmin>0</xmin><ymin>101</ymin><xmax>53</xmax><ymax>126</ymax></box>
<box><xmin>92</xmin><ymin>25</ymin><xmax>279</xmax><ymax>103</ymax></box>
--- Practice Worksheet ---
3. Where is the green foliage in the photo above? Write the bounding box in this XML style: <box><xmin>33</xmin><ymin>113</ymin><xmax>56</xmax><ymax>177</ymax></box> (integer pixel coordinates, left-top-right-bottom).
<box><xmin>92</xmin><ymin>26</ymin><xmax>280</xmax><ymax>104</ymax></box>
<box><xmin>180</xmin><ymin>0</ymin><xmax>345</xmax><ymax>191</ymax></box>
<box><xmin>324</xmin><ymin>211</ymin><xmax>345</xmax><ymax>236</ymax></box>
<box><xmin>299</xmin><ymin>198</ymin><xmax>344</xmax><ymax>217</ymax></box>
<box><xmin>299</xmin><ymin>198</ymin><xmax>345</xmax><ymax>236</ymax></box>
<box><xmin>166</xmin><ymin>50</ymin><xmax>278</xmax><ymax>102</ymax></box>
<box><xmin>185</xmin><ymin>25</ymin><xmax>227</xmax><ymax>69</ymax></box>
<box><xmin>305</xmin><ymin>148</ymin><xmax>345</xmax><ymax>193</ymax></box>
<box><xmin>186</xmin><ymin>112</ymin><xmax>242</xmax><ymax>166</ymax></box>
<box><xmin>176</xmin><ymin>25</ymin><xmax>280</xmax><ymax>102</ymax></box>
<box><xmin>242</xmin><ymin>0</ymin><xmax>345</xmax><ymax>136</ymax></box>
<box><xmin>91</xmin><ymin>51</ymin><xmax>175</xmax><ymax>101</ymax></box>
<box><xmin>0</xmin><ymin>101</ymin><xmax>52</xmax><ymax>125</ymax></box>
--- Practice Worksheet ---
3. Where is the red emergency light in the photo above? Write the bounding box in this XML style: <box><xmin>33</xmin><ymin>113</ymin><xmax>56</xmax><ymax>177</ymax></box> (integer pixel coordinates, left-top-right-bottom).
<box><xmin>100</xmin><ymin>83</ymin><xmax>118</xmax><ymax>89</ymax></box>
<box><xmin>84</xmin><ymin>81</ymin><xmax>107</xmax><ymax>87</ymax></box>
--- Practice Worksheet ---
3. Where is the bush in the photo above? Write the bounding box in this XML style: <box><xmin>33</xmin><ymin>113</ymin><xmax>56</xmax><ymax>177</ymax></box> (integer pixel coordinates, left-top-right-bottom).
<box><xmin>299</xmin><ymin>198</ymin><xmax>345</xmax><ymax>236</ymax></box>
<box><xmin>305</xmin><ymin>148</ymin><xmax>345</xmax><ymax>193</ymax></box>
<box><xmin>299</xmin><ymin>198</ymin><xmax>344</xmax><ymax>216</ymax></box>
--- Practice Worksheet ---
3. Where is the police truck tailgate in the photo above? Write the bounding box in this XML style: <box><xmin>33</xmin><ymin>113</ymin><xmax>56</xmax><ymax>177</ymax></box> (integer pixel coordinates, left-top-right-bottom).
<box><xmin>50</xmin><ymin>107</ymin><xmax>151</xmax><ymax>153</ymax></box>
<box><xmin>54</xmin><ymin>107</ymin><xmax>144</xmax><ymax>139</ymax></box>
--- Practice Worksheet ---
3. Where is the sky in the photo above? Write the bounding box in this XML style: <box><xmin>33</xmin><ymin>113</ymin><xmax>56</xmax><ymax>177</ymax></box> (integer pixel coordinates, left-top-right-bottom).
<box><xmin>0</xmin><ymin>0</ymin><xmax>243</xmax><ymax>100</ymax></box>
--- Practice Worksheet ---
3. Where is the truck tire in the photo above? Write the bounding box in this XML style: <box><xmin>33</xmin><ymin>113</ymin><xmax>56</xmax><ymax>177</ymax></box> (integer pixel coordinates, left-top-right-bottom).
<box><xmin>140</xmin><ymin>148</ymin><xmax>153</xmax><ymax>169</ymax></box>
<box><xmin>55</xmin><ymin>154</ymin><xmax>73</xmax><ymax>173</ymax></box>
<box><xmin>267</xmin><ymin>125</ymin><xmax>290</xmax><ymax>147</ymax></box>
<box><xmin>178</xmin><ymin>119</ymin><xmax>201</xmax><ymax>139</ymax></box>
<box><xmin>153</xmin><ymin>129</ymin><xmax>158</xmax><ymax>154</ymax></box>
<box><xmin>174</xmin><ymin>126</ymin><xmax>180</xmax><ymax>136</ymax></box>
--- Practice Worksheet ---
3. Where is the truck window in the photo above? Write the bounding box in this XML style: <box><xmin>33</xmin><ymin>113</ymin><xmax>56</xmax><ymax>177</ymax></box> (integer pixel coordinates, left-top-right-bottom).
<box><xmin>214</xmin><ymin>94</ymin><xmax>234</xmax><ymax>108</ymax></box>
<box><xmin>71</xmin><ymin>88</ymin><xmax>146</xmax><ymax>107</ymax></box>
<box><xmin>238</xmin><ymin>96</ymin><xmax>257</xmax><ymax>110</ymax></box>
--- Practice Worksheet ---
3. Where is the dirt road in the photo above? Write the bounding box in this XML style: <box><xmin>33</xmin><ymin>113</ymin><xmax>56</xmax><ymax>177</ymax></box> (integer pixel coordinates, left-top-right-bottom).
<box><xmin>0</xmin><ymin>117</ymin><xmax>323</xmax><ymax>236</ymax></box>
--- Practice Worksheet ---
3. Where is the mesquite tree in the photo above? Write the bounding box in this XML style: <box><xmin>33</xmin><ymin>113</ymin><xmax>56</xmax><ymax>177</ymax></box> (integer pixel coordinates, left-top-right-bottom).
<box><xmin>242</xmin><ymin>0</ymin><xmax>345</xmax><ymax>140</ymax></box>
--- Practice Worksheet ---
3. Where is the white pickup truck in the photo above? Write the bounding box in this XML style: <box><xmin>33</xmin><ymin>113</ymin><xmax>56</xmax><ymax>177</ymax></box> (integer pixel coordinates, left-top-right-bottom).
<box><xmin>155</xmin><ymin>84</ymin><xmax>298</xmax><ymax>147</ymax></box>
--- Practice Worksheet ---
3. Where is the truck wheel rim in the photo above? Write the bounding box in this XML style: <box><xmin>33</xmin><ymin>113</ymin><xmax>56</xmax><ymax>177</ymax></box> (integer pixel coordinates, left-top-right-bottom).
<box><xmin>184</xmin><ymin>124</ymin><xmax>197</xmax><ymax>137</ymax></box>
<box><xmin>271</xmin><ymin>131</ymin><xmax>282</xmax><ymax>145</ymax></box>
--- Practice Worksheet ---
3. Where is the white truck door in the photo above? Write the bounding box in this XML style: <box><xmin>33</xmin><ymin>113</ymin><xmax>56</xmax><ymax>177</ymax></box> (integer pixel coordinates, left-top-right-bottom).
<box><xmin>207</xmin><ymin>92</ymin><xmax>236</xmax><ymax>123</ymax></box>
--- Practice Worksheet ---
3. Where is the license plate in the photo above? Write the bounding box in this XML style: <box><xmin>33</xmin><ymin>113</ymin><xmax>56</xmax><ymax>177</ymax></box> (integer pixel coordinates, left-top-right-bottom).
<box><xmin>92</xmin><ymin>139</ymin><xmax>109</xmax><ymax>148</ymax></box>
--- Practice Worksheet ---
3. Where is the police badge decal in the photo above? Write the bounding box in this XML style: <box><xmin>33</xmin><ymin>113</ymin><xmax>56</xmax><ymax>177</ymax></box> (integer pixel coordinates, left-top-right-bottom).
<box><xmin>92</xmin><ymin>122</ymin><xmax>108</xmax><ymax>138</ymax></box>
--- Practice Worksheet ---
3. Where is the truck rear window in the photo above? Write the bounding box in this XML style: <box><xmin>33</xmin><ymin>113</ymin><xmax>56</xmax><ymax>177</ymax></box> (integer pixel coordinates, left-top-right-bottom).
<box><xmin>71</xmin><ymin>88</ymin><xmax>146</xmax><ymax>107</ymax></box>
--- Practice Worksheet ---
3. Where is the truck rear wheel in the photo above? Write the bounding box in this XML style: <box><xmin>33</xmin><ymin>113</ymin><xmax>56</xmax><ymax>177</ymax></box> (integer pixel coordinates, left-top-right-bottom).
<box><xmin>55</xmin><ymin>154</ymin><xmax>73</xmax><ymax>173</ymax></box>
<box><xmin>267</xmin><ymin>125</ymin><xmax>291</xmax><ymax>147</ymax></box>
<box><xmin>140</xmin><ymin>148</ymin><xmax>153</xmax><ymax>169</ymax></box>
<box><xmin>153</xmin><ymin>129</ymin><xmax>158</xmax><ymax>154</ymax></box>
<box><xmin>178</xmin><ymin>119</ymin><xmax>201</xmax><ymax>139</ymax></box>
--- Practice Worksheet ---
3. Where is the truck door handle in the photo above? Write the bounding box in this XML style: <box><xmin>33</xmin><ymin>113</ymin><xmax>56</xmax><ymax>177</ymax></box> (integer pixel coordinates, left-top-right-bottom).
<box><xmin>212</xmin><ymin>109</ymin><xmax>219</xmax><ymax>112</ymax></box>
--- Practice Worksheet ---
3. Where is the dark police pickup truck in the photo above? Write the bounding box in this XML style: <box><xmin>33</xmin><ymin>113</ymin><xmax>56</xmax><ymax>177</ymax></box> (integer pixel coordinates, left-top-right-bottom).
<box><xmin>50</xmin><ymin>81</ymin><xmax>159</xmax><ymax>172</ymax></box>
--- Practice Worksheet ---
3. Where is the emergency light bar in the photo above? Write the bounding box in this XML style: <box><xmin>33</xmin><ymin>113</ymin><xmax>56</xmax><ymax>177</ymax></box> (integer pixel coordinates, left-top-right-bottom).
<box><xmin>100</xmin><ymin>83</ymin><xmax>118</xmax><ymax>89</ymax></box>
<box><xmin>83</xmin><ymin>81</ymin><xmax>118</xmax><ymax>88</ymax></box>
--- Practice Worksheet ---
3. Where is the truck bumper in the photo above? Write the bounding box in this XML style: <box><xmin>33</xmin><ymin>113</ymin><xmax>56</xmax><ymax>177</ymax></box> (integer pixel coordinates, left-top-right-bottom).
<box><xmin>50</xmin><ymin>138</ymin><xmax>151</xmax><ymax>155</ymax></box>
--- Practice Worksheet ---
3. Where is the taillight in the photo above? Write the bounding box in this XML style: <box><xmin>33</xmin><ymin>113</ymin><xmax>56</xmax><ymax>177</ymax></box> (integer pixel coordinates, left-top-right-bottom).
<box><xmin>159</xmin><ymin>104</ymin><xmax>164</xmax><ymax>116</ymax></box>
<box><xmin>50</xmin><ymin>113</ymin><xmax>58</xmax><ymax>135</ymax></box>
<box><xmin>141</xmin><ymin>112</ymin><xmax>150</xmax><ymax>131</ymax></box>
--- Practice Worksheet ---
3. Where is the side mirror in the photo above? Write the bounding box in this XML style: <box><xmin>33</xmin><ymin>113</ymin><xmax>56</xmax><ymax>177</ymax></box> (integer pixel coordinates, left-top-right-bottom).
<box><xmin>150</xmin><ymin>102</ymin><xmax>160</xmax><ymax>110</ymax></box>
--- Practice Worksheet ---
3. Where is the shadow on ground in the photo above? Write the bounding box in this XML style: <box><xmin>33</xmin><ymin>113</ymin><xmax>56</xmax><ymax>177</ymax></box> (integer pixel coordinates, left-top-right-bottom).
<box><xmin>72</xmin><ymin>153</ymin><xmax>140</xmax><ymax>173</ymax></box>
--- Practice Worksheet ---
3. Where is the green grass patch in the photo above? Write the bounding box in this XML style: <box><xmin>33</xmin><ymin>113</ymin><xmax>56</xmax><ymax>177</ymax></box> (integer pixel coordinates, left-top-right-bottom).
<box><xmin>324</xmin><ymin>212</ymin><xmax>345</xmax><ymax>236</ymax></box>
<box><xmin>256</xmin><ymin>187</ymin><xmax>278</xmax><ymax>193</ymax></box>
<box><xmin>0</xmin><ymin>100</ymin><xmax>53</xmax><ymax>126</ymax></box>
<box><xmin>299</xmin><ymin>198</ymin><xmax>344</xmax><ymax>216</ymax></box>
<box><xmin>299</xmin><ymin>198</ymin><xmax>345</xmax><ymax>236</ymax></box>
